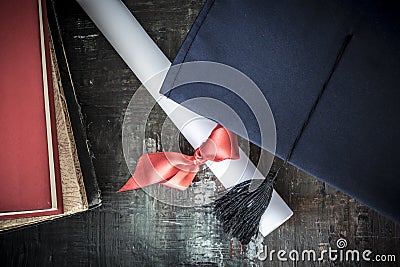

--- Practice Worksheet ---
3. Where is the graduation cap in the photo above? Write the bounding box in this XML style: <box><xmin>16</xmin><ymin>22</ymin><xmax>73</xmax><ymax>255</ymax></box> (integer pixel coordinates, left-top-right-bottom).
<box><xmin>160</xmin><ymin>0</ymin><xmax>400</xmax><ymax>231</ymax></box>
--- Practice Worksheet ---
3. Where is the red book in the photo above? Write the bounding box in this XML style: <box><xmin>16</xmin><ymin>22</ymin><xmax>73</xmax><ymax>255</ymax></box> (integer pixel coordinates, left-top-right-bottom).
<box><xmin>0</xmin><ymin>0</ymin><xmax>63</xmax><ymax>219</ymax></box>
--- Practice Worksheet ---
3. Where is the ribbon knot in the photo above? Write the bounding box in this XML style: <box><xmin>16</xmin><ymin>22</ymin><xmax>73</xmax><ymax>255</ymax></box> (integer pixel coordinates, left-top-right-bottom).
<box><xmin>193</xmin><ymin>149</ymin><xmax>205</xmax><ymax>165</ymax></box>
<box><xmin>118</xmin><ymin>125</ymin><xmax>239</xmax><ymax>191</ymax></box>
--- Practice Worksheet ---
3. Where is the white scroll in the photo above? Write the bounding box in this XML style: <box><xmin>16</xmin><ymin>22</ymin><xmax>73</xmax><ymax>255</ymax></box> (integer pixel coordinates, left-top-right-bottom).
<box><xmin>77</xmin><ymin>0</ymin><xmax>292</xmax><ymax>237</ymax></box>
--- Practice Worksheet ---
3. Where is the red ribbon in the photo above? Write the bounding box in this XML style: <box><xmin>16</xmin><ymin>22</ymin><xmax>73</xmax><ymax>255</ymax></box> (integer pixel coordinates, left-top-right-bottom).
<box><xmin>118</xmin><ymin>125</ymin><xmax>239</xmax><ymax>191</ymax></box>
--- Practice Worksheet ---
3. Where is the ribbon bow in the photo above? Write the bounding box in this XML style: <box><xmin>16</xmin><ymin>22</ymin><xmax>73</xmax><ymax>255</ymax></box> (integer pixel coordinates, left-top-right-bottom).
<box><xmin>118</xmin><ymin>125</ymin><xmax>239</xmax><ymax>191</ymax></box>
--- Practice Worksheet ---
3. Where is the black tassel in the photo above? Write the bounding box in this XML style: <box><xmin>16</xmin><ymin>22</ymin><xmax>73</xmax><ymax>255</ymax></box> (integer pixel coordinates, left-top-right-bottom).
<box><xmin>213</xmin><ymin>171</ymin><xmax>277</xmax><ymax>245</ymax></box>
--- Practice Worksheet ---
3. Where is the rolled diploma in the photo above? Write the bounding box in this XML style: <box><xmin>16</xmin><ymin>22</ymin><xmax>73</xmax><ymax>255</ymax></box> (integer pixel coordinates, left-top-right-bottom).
<box><xmin>77</xmin><ymin>0</ymin><xmax>293</xmax><ymax>236</ymax></box>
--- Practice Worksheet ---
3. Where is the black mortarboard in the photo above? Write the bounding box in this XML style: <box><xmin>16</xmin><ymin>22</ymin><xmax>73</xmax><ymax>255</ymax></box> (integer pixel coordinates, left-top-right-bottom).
<box><xmin>161</xmin><ymin>0</ymin><xmax>400</xmax><ymax>223</ymax></box>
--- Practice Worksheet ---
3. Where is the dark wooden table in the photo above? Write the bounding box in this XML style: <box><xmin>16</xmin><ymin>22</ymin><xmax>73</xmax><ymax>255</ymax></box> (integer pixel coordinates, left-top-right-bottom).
<box><xmin>1</xmin><ymin>1</ymin><xmax>399</xmax><ymax>266</ymax></box>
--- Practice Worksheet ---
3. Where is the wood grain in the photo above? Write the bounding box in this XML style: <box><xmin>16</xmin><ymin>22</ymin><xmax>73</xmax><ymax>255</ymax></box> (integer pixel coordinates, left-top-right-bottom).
<box><xmin>0</xmin><ymin>0</ymin><xmax>399</xmax><ymax>266</ymax></box>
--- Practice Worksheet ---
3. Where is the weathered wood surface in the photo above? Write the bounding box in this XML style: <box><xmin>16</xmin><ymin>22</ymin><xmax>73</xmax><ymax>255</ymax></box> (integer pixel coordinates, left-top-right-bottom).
<box><xmin>1</xmin><ymin>0</ymin><xmax>399</xmax><ymax>266</ymax></box>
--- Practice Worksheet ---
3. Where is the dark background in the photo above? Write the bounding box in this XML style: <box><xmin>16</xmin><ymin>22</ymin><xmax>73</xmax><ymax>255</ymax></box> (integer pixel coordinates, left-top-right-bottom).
<box><xmin>1</xmin><ymin>0</ymin><xmax>399</xmax><ymax>266</ymax></box>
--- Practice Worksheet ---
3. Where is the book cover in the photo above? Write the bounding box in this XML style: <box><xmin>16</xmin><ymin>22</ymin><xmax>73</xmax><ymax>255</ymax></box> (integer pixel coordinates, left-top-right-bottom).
<box><xmin>0</xmin><ymin>0</ymin><xmax>63</xmax><ymax>219</ymax></box>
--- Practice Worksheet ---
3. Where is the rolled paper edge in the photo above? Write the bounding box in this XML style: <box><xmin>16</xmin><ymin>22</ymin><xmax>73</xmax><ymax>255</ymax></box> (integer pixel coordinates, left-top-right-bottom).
<box><xmin>259</xmin><ymin>190</ymin><xmax>293</xmax><ymax>237</ymax></box>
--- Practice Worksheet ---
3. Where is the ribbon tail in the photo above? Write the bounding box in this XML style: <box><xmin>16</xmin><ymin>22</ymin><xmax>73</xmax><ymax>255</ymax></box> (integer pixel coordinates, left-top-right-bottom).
<box><xmin>118</xmin><ymin>152</ymin><xmax>199</xmax><ymax>192</ymax></box>
<box><xmin>117</xmin><ymin>177</ymin><xmax>141</xmax><ymax>192</ymax></box>
<box><xmin>118</xmin><ymin>153</ymin><xmax>170</xmax><ymax>192</ymax></box>
<box><xmin>161</xmin><ymin>170</ymin><xmax>197</xmax><ymax>190</ymax></box>
<box><xmin>118</xmin><ymin>168</ymin><xmax>198</xmax><ymax>192</ymax></box>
